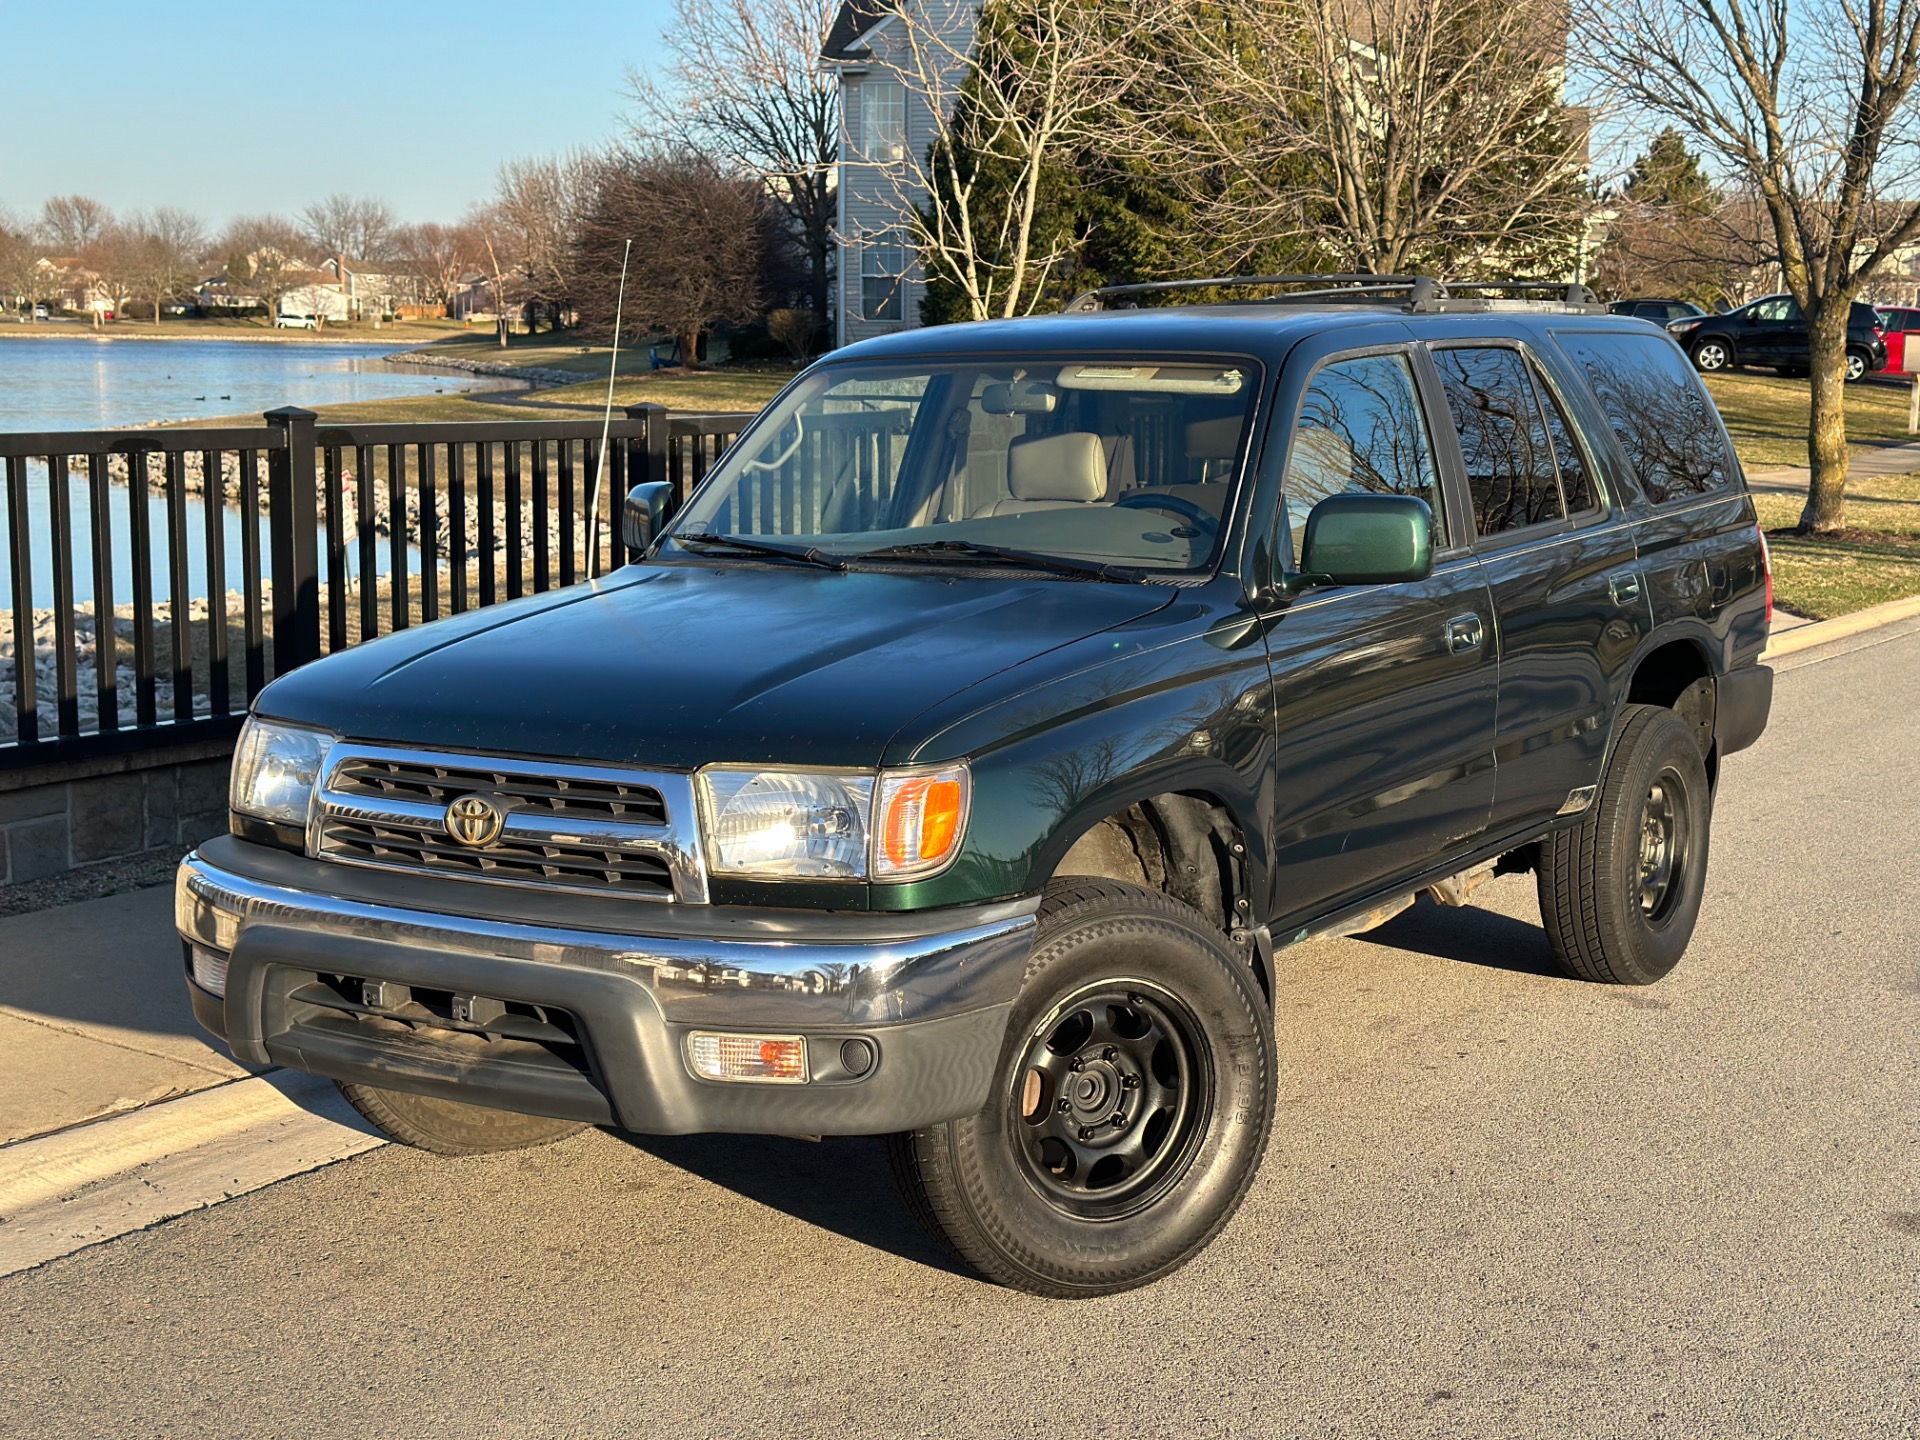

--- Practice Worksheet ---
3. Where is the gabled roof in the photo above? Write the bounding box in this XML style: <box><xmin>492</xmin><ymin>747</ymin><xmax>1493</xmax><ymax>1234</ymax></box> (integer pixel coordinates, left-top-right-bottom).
<box><xmin>822</xmin><ymin>0</ymin><xmax>895</xmax><ymax>59</ymax></box>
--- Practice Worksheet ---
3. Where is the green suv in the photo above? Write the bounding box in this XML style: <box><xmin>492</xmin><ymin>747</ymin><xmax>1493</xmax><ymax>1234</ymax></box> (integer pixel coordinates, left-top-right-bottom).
<box><xmin>177</xmin><ymin>278</ymin><xmax>1774</xmax><ymax>1298</ymax></box>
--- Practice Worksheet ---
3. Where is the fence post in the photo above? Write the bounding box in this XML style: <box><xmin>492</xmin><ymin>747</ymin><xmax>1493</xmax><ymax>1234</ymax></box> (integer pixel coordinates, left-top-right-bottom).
<box><xmin>626</xmin><ymin>402</ymin><xmax>672</xmax><ymax>493</ymax></box>
<box><xmin>265</xmin><ymin>407</ymin><xmax>322</xmax><ymax>672</ymax></box>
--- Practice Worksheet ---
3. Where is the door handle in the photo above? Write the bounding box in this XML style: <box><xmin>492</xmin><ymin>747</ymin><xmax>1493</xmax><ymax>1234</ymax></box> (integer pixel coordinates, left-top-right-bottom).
<box><xmin>1446</xmin><ymin>615</ymin><xmax>1484</xmax><ymax>653</ymax></box>
<box><xmin>1609</xmin><ymin>573</ymin><xmax>1644</xmax><ymax>606</ymax></box>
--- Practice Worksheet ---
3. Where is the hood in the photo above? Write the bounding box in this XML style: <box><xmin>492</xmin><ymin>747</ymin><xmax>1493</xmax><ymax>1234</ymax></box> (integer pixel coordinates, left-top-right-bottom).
<box><xmin>256</xmin><ymin>562</ymin><xmax>1177</xmax><ymax>770</ymax></box>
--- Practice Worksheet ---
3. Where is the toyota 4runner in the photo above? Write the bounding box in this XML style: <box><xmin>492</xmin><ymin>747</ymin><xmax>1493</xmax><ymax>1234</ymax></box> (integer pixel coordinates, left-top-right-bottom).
<box><xmin>177</xmin><ymin>277</ymin><xmax>1774</xmax><ymax>1298</ymax></box>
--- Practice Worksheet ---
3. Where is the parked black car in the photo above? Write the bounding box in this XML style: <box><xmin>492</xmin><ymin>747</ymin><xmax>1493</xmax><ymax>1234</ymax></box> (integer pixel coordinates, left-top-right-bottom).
<box><xmin>177</xmin><ymin>276</ymin><xmax>1773</xmax><ymax>1298</ymax></box>
<box><xmin>1609</xmin><ymin>297</ymin><xmax>1707</xmax><ymax>324</ymax></box>
<box><xmin>1670</xmin><ymin>294</ymin><xmax>1888</xmax><ymax>380</ymax></box>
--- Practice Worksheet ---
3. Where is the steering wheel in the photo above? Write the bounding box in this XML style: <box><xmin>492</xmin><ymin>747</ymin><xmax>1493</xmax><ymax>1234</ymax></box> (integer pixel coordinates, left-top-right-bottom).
<box><xmin>1112</xmin><ymin>492</ymin><xmax>1219</xmax><ymax>531</ymax></box>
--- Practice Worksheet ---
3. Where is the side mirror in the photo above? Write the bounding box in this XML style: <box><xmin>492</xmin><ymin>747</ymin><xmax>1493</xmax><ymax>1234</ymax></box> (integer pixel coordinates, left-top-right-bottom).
<box><xmin>1298</xmin><ymin>493</ymin><xmax>1433</xmax><ymax>586</ymax></box>
<box><xmin>623</xmin><ymin>481</ymin><xmax>676</xmax><ymax>557</ymax></box>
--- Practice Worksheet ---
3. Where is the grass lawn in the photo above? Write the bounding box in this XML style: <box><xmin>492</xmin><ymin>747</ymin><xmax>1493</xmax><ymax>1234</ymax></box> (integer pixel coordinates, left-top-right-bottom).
<box><xmin>1703</xmin><ymin>371</ymin><xmax>1919</xmax><ymax>470</ymax></box>
<box><xmin>1754</xmin><ymin>470</ymin><xmax>1920</xmax><ymax>619</ymax></box>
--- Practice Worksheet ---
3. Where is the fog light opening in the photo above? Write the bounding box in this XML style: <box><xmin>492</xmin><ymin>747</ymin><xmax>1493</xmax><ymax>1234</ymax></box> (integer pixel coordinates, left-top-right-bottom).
<box><xmin>190</xmin><ymin>945</ymin><xmax>230</xmax><ymax>998</ymax></box>
<box><xmin>687</xmin><ymin>1032</ymin><xmax>809</xmax><ymax>1084</ymax></box>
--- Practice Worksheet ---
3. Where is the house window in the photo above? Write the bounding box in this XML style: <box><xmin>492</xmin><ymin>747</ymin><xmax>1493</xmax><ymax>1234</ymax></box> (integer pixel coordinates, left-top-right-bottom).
<box><xmin>862</xmin><ymin>80</ymin><xmax>906</xmax><ymax>162</ymax></box>
<box><xmin>861</xmin><ymin>232</ymin><xmax>908</xmax><ymax>322</ymax></box>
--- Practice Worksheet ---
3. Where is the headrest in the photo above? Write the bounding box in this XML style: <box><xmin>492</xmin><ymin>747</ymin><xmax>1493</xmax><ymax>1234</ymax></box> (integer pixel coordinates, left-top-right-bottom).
<box><xmin>1008</xmin><ymin>432</ymin><xmax>1108</xmax><ymax>503</ymax></box>
<box><xmin>1185</xmin><ymin>416</ymin><xmax>1243</xmax><ymax>459</ymax></box>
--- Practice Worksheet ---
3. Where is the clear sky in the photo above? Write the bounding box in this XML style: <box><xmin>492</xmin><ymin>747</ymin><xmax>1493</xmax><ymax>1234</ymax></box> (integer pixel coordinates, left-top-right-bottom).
<box><xmin>0</xmin><ymin>0</ymin><xmax>682</xmax><ymax>230</ymax></box>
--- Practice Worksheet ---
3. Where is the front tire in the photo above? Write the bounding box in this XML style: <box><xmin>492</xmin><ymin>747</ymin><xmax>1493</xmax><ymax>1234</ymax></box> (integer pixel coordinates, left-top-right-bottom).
<box><xmin>336</xmin><ymin>1081</ymin><xmax>587</xmax><ymax>1156</ymax></box>
<box><xmin>1537</xmin><ymin>705</ymin><xmax>1712</xmax><ymax>985</ymax></box>
<box><xmin>1691</xmin><ymin>339</ymin><xmax>1731</xmax><ymax>372</ymax></box>
<box><xmin>886</xmin><ymin>879</ymin><xmax>1274</xmax><ymax>1298</ymax></box>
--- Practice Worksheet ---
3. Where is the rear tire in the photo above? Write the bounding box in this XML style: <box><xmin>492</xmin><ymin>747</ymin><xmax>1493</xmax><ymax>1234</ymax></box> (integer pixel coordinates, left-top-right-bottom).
<box><xmin>886</xmin><ymin>879</ymin><xmax>1274</xmax><ymax>1298</ymax></box>
<box><xmin>1845</xmin><ymin>348</ymin><xmax>1870</xmax><ymax>382</ymax></box>
<box><xmin>1537</xmin><ymin>704</ymin><xmax>1712</xmax><ymax>985</ymax></box>
<box><xmin>336</xmin><ymin>1082</ymin><xmax>587</xmax><ymax>1156</ymax></box>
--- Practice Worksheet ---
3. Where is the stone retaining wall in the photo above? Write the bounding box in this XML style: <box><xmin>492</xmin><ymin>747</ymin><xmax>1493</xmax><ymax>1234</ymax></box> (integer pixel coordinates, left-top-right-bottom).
<box><xmin>0</xmin><ymin>747</ymin><xmax>230</xmax><ymax>887</ymax></box>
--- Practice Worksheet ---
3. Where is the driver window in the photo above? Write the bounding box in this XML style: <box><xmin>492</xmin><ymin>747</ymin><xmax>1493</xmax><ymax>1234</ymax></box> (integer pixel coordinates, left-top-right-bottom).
<box><xmin>1750</xmin><ymin>298</ymin><xmax>1797</xmax><ymax>323</ymax></box>
<box><xmin>1281</xmin><ymin>352</ymin><xmax>1446</xmax><ymax>565</ymax></box>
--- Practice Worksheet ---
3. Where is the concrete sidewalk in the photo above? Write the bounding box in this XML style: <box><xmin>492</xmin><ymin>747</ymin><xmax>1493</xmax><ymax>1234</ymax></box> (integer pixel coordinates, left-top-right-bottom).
<box><xmin>0</xmin><ymin>885</ymin><xmax>248</xmax><ymax>1146</ymax></box>
<box><xmin>1746</xmin><ymin>435</ymin><xmax>1920</xmax><ymax>491</ymax></box>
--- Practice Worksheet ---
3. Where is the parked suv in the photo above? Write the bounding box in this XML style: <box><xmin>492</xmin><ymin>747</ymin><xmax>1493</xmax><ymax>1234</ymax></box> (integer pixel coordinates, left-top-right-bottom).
<box><xmin>1670</xmin><ymin>294</ymin><xmax>1887</xmax><ymax>380</ymax></box>
<box><xmin>177</xmin><ymin>277</ymin><xmax>1773</xmax><ymax>1298</ymax></box>
<box><xmin>1608</xmin><ymin>297</ymin><xmax>1706</xmax><ymax>325</ymax></box>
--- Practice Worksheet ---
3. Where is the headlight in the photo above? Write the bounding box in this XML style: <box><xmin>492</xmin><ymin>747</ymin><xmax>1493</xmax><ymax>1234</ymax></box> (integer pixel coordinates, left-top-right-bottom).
<box><xmin>230</xmin><ymin>717</ymin><xmax>335</xmax><ymax>826</ymax></box>
<box><xmin>698</xmin><ymin>764</ymin><xmax>970</xmax><ymax>881</ymax></box>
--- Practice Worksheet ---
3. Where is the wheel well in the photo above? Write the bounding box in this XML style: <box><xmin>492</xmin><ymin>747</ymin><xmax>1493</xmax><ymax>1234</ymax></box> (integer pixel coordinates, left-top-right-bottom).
<box><xmin>1626</xmin><ymin>639</ymin><xmax>1717</xmax><ymax>773</ymax></box>
<box><xmin>1052</xmin><ymin>793</ymin><xmax>1263</xmax><ymax>993</ymax></box>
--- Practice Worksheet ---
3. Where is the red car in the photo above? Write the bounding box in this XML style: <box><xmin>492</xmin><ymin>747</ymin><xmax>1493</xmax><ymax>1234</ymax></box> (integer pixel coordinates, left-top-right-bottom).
<box><xmin>1877</xmin><ymin>307</ymin><xmax>1920</xmax><ymax>371</ymax></box>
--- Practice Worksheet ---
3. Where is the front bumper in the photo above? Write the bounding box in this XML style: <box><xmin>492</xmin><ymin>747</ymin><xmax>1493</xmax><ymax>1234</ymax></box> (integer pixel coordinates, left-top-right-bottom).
<box><xmin>177</xmin><ymin>835</ymin><xmax>1035</xmax><ymax>1137</ymax></box>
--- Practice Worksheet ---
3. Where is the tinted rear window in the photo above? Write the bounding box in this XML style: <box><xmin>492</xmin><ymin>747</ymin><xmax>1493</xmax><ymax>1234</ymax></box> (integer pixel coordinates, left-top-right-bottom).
<box><xmin>1555</xmin><ymin>332</ymin><xmax>1734</xmax><ymax>503</ymax></box>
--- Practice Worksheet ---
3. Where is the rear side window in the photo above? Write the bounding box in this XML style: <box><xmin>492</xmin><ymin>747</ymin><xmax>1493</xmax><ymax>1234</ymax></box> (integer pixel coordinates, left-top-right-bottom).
<box><xmin>1433</xmin><ymin>346</ymin><xmax>1565</xmax><ymax>535</ymax></box>
<box><xmin>1282</xmin><ymin>352</ymin><xmax>1447</xmax><ymax>563</ymax></box>
<box><xmin>1556</xmin><ymin>332</ymin><xmax>1734</xmax><ymax>503</ymax></box>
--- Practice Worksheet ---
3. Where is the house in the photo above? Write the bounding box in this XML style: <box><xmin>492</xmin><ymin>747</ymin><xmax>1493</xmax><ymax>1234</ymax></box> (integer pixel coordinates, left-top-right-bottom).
<box><xmin>821</xmin><ymin>0</ymin><xmax>976</xmax><ymax>347</ymax></box>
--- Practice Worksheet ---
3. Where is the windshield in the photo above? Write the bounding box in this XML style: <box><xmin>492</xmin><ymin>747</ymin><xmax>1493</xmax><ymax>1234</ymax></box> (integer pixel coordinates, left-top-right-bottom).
<box><xmin>663</xmin><ymin>356</ymin><xmax>1261</xmax><ymax>575</ymax></box>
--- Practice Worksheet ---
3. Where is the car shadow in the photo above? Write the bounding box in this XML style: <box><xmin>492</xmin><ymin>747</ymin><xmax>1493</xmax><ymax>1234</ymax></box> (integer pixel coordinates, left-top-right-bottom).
<box><xmin>608</xmin><ymin>1129</ymin><xmax>975</xmax><ymax>1279</ymax></box>
<box><xmin>1347</xmin><ymin>894</ymin><xmax>1568</xmax><ymax>980</ymax></box>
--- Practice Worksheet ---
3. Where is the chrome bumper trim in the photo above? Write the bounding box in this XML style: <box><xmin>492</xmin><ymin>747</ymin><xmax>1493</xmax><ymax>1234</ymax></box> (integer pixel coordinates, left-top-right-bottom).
<box><xmin>176</xmin><ymin>850</ymin><xmax>1035</xmax><ymax>1028</ymax></box>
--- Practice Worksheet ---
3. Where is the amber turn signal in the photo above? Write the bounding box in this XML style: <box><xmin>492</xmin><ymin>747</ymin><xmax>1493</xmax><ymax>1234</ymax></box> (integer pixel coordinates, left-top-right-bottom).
<box><xmin>875</xmin><ymin>767</ymin><xmax>970</xmax><ymax>880</ymax></box>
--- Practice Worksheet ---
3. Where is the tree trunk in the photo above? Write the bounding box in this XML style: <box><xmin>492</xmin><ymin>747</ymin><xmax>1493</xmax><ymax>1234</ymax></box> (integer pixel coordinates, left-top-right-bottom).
<box><xmin>1798</xmin><ymin>302</ymin><xmax>1853</xmax><ymax>533</ymax></box>
<box><xmin>680</xmin><ymin>331</ymin><xmax>701</xmax><ymax>368</ymax></box>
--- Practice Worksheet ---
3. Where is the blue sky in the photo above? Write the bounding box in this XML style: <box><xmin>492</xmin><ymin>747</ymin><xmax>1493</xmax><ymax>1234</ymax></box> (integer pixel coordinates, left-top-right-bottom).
<box><xmin>0</xmin><ymin>0</ymin><xmax>681</xmax><ymax>229</ymax></box>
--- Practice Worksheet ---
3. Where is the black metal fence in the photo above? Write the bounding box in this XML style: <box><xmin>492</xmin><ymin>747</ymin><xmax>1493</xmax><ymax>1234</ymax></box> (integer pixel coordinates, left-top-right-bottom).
<box><xmin>2</xmin><ymin>404</ymin><xmax>752</xmax><ymax>771</ymax></box>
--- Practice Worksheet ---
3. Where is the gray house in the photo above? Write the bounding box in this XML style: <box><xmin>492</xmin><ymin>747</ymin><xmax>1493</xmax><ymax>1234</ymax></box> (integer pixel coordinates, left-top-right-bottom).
<box><xmin>822</xmin><ymin>0</ymin><xmax>977</xmax><ymax>348</ymax></box>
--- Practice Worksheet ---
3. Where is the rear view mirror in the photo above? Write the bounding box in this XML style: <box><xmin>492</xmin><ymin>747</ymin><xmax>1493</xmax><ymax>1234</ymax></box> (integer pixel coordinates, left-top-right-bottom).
<box><xmin>1298</xmin><ymin>494</ymin><xmax>1433</xmax><ymax>586</ymax></box>
<box><xmin>624</xmin><ymin>481</ymin><xmax>676</xmax><ymax>557</ymax></box>
<box><xmin>979</xmin><ymin>380</ymin><xmax>1059</xmax><ymax>415</ymax></box>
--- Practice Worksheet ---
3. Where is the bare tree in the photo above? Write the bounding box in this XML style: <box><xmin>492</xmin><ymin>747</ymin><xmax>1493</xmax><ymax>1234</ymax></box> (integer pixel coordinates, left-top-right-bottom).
<box><xmin>40</xmin><ymin>194</ymin><xmax>112</xmax><ymax>255</ymax></box>
<box><xmin>390</xmin><ymin>221</ymin><xmax>479</xmax><ymax>310</ymax></box>
<box><xmin>625</xmin><ymin>0</ymin><xmax>839</xmax><ymax>325</ymax></box>
<box><xmin>878</xmin><ymin>0</ymin><xmax>1147</xmax><ymax>323</ymax></box>
<box><xmin>1139</xmin><ymin>0</ymin><xmax>1589</xmax><ymax>277</ymax></box>
<box><xmin>300</xmin><ymin>194</ymin><xmax>396</xmax><ymax>264</ymax></box>
<box><xmin>572</xmin><ymin>147</ymin><xmax>772</xmax><ymax>363</ymax></box>
<box><xmin>0</xmin><ymin>210</ymin><xmax>39</xmax><ymax>318</ymax></box>
<box><xmin>1584</xmin><ymin>0</ymin><xmax>1920</xmax><ymax>532</ymax></box>
<box><xmin>123</xmin><ymin>207</ymin><xmax>208</xmax><ymax>325</ymax></box>
<box><xmin>218</xmin><ymin>214</ymin><xmax>309</xmax><ymax>320</ymax></box>
<box><xmin>493</xmin><ymin>153</ymin><xmax>597</xmax><ymax>331</ymax></box>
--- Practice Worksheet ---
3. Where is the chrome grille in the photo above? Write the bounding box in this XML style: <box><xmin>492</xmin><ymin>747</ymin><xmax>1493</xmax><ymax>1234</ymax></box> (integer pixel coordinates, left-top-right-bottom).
<box><xmin>329</xmin><ymin>756</ymin><xmax>667</xmax><ymax>826</ymax></box>
<box><xmin>312</xmin><ymin>744</ymin><xmax>707</xmax><ymax>903</ymax></box>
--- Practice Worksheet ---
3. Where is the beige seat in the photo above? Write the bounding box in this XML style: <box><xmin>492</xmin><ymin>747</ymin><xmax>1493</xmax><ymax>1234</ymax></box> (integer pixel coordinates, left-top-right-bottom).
<box><xmin>971</xmin><ymin>431</ymin><xmax>1111</xmax><ymax>517</ymax></box>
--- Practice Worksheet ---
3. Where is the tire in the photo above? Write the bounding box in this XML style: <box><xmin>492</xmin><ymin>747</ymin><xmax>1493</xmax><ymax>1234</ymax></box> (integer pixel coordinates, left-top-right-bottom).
<box><xmin>886</xmin><ymin>879</ymin><xmax>1275</xmax><ymax>1298</ymax></box>
<box><xmin>336</xmin><ymin>1081</ymin><xmax>587</xmax><ymax>1157</ymax></box>
<box><xmin>1537</xmin><ymin>704</ymin><xmax>1713</xmax><ymax>986</ymax></box>
<box><xmin>1691</xmin><ymin>339</ymin><xmax>1731</xmax><ymax>372</ymax></box>
<box><xmin>1845</xmin><ymin>349</ymin><xmax>1869</xmax><ymax>382</ymax></box>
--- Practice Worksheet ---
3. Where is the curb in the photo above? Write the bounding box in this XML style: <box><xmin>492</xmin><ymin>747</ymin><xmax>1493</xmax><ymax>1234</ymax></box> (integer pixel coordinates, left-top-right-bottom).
<box><xmin>0</xmin><ymin>1070</ymin><xmax>385</xmax><ymax>1277</ymax></box>
<box><xmin>1763</xmin><ymin>592</ymin><xmax>1920</xmax><ymax>660</ymax></box>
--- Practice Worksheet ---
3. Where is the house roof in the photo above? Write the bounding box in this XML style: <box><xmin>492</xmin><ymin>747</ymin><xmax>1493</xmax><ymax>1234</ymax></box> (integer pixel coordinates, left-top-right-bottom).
<box><xmin>822</xmin><ymin>0</ymin><xmax>895</xmax><ymax>59</ymax></box>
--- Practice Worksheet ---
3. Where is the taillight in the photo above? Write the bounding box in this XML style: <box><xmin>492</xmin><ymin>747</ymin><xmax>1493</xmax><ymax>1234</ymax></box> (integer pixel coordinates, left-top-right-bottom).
<box><xmin>1756</xmin><ymin>525</ymin><xmax>1773</xmax><ymax>624</ymax></box>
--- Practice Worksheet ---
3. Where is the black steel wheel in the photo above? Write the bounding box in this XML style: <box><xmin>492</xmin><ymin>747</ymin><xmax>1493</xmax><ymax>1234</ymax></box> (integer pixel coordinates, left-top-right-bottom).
<box><xmin>1009</xmin><ymin>982</ymin><xmax>1210</xmax><ymax>1219</ymax></box>
<box><xmin>1538</xmin><ymin>704</ymin><xmax>1714</xmax><ymax>985</ymax></box>
<box><xmin>887</xmin><ymin>879</ymin><xmax>1274</xmax><ymax>1298</ymax></box>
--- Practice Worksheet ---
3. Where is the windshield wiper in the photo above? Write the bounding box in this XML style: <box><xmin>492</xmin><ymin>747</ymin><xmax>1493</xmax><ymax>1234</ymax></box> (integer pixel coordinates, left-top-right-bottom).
<box><xmin>850</xmin><ymin>539</ymin><xmax>1145</xmax><ymax>583</ymax></box>
<box><xmin>671</xmin><ymin>531</ymin><xmax>847</xmax><ymax>571</ymax></box>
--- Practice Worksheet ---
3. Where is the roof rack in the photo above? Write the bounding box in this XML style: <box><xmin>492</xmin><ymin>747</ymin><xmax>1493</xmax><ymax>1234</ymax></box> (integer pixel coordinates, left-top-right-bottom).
<box><xmin>1061</xmin><ymin>273</ymin><xmax>1604</xmax><ymax>316</ymax></box>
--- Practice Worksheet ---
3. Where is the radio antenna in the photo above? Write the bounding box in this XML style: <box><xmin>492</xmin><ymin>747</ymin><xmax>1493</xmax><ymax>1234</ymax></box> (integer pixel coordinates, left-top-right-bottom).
<box><xmin>587</xmin><ymin>237</ymin><xmax>633</xmax><ymax>579</ymax></box>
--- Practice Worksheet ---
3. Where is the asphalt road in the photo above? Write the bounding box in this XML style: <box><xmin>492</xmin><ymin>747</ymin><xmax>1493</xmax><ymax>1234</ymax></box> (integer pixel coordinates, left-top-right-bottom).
<box><xmin>3</xmin><ymin>624</ymin><xmax>1917</xmax><ymax>1440</ymax></box>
